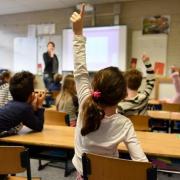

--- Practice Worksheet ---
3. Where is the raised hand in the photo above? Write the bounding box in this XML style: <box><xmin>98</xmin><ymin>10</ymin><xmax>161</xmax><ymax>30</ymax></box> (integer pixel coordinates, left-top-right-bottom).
<box><xmin>70</xmin><ymin>4</ymin><xmax>85</xmax><ymax>35</ymax></box>
<box><xmin>142</xmin><ymin>54</ymin><xmax>150</xmax><ymax>62</ymax></box>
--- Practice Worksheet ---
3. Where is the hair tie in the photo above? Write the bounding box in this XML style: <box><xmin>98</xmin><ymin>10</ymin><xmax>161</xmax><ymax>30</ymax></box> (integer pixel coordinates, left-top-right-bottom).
<box><xmin>91</xmin><ymin>91</ymin><xmax>101</xmax><ymax>99</ymax></box>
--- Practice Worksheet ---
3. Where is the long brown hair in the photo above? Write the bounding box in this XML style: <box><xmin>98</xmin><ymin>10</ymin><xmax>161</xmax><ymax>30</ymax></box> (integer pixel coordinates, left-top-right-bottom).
<box><xmin>81</xmin><ymin>67</ymin><xmax>127</xmax><ymax>136</ymax></box>
<box><xmin>56</xmin><ymin>74</ymin><xmax>76</xmax><ymax>108</ymax></box>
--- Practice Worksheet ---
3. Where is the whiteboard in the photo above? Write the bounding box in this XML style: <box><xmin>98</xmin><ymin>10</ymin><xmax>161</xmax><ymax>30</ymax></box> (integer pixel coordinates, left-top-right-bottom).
<box><xmin>14</xmin><ymin>37</ymin><xmax>37</xmax><ymax>74</ymax></box>
<box><xmin>37</xmin><ymin>35</ymin><xmax>61</xmax><ymax>73</ymax></box>
<box><xmin>132</xmin><ymin>31</ymin><xmax>168</xmax><ymax>75</ymax></box>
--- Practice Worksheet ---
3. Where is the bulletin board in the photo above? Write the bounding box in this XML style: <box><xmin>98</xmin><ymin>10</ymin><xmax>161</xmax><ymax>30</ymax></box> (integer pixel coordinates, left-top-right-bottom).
<box><xmin>132</xmin><ymin>31</ymin><xmax>168</xmax><ymax>75</ymax></box>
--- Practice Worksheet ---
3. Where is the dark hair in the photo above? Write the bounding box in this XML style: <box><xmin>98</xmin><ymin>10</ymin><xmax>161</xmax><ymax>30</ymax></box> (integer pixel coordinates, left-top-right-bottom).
<box><xmin>47</xmin><ymin>41</ymin><xmax>55</xmax><ymax>48</ymax></box>
<box><xmin>81</xmin><ymin>67</ymin><xmax>127</xmax><ymax>136</ymax></box>
<box><xmin>0</xmin><ymin>71</ymin><xmax>11</xmax><ymax>84</ymax></box>
<box><xmin>9</xmin><ymin>71</ymin><xmax>35</xmax><ymax>102</ymax></box>
<box><xmin>124</xmin><ymin>69</ymin><xmax>142</xmax><ymax>91</ymax></box>
<box><xmin>54</xmin><ymin>73</ymin><xmax>63</xmax><ymax>83</ymax></box>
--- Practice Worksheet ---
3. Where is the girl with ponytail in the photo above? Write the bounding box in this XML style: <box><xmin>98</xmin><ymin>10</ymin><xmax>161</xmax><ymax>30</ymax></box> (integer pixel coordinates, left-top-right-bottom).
<box><xmin>71</xmin><ymin>4</ymin><xmax>148</xmax><ymax>177</ymax></box>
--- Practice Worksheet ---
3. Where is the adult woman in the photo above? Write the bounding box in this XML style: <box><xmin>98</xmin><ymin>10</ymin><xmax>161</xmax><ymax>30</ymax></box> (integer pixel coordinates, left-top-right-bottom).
<box><xmin>43</xmin><ymin>41</ymin><xmax>59</xmax><ymax>89</ymax></box>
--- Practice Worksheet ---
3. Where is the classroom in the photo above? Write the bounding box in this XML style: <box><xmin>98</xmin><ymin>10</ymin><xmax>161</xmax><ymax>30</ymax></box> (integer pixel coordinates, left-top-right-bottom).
<box><xmin>0</xmin><ymin>0</ymin><xmax>180</xmax><ymax>180</ymax></box>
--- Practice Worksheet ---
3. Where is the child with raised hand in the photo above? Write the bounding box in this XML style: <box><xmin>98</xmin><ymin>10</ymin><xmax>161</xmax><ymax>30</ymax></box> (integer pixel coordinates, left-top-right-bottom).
<box><xmin>118</xmin><ymin>55</ymin><xmax>155</xmax><ymax>115</ymax></box>
<box><xmin>70</xmin><ymin>4</ymin><xmax>148</xmax><ymax>178</ymax></box>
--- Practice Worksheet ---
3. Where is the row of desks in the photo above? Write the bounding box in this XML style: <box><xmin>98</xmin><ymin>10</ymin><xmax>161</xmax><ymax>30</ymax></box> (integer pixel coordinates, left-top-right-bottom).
<box><xmin>148</xmin><ymin>111</ymin><xmax>180</xmax><ymax>121</ymax></box>
<box><xmin>0</xmin><ymin>125</ymin><xmax>180</xmax><ymax>159</ymax></box>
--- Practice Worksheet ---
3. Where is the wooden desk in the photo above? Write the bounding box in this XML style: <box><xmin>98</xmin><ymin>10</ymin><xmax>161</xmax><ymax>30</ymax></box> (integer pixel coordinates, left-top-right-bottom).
<box><xmin>148</xmin><ymin>110</ymin><xmax>171</xmax><ymax>120</ymax></box>
<box><xmin>171</xmin><ymin>112</ymin><xmax>180</xmax><ymax>121</ymax></box>
<box><xmin>118</xmin><ymin>132</ymin><xmax>180</xmax><ymax>158</ymax></box>
<box><xmin>0</xmin><ymin>125</ymin><xmax>74</xmax><ymax>149</ymax></box>
<box><xmin>1</xmin><ymin>125</ymin><xmax>180</xmax><ymax>159</ymax></box>
<box><xmin>148</xmin><ymin>99</ymin><xmax>161</xmax><ymax>105</ymax></box>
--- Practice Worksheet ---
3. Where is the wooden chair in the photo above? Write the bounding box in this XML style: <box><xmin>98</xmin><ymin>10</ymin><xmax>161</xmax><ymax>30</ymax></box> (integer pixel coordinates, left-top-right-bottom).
<box><xmin>39</xmin><ymin>110</ymin><xmax>72</xmax><ymax>176</ymax></box>
<box><xmin>82</xmin><ymin>153</ymin><xmax>157</xmax><ymax>180</ymax></box>
<box><xmin>0</xmin><ymin>146</ymin><xmax>40</xmax><ymax>180</ymax></box>
<box><xmin>44</xmin><ymin>110</ymin><xmax>69</xmax><ymax>126</ymax></box>
<box><xmin>162</xmin><ymin>103</ymin><xmax>180</xmax><ymax>112</ymax></box>
<box><xmin>127</xmin><ymin>115</ymin><xmax>150</xmax><ymax>131</ymax></box>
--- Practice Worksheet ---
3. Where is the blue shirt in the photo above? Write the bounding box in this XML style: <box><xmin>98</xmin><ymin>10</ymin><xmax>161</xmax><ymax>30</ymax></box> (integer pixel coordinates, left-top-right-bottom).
<box><xmin>0</xmin><ymin>100</ymin><xmax>44</xmax><ymax>132</ymax></box>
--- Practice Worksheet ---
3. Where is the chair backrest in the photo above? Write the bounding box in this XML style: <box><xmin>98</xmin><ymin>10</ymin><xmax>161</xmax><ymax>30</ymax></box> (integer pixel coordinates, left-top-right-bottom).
<box><xmin>0</xmin><ymin>146</ymin><xmax>31</xmax><ymax>179</ymax></box>
<box><xmin>45</xmin><ymin>110</ymin><xmax>68</xmax><ymax>126</ymax></box>
<box><xmin>127</xmin><ymin>115</ymin><xmax>150</xmax><ymax>131</ymax></box>
<box><xmin>82</xmin><ymin>153</ymin><xmax>157</xmax><ymax>180</ymax></box>
<box><xmin>162</xmin><ymin>103</ymin><xmax>180</xmax><ymax>112</ymax></box>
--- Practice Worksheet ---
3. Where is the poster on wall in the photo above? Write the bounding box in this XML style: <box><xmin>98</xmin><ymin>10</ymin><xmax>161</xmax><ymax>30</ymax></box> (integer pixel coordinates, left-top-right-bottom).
<box><xmin>142</xmin><ymin>15</ymin><xmax>170</xmax><ymax>34</ymax></box>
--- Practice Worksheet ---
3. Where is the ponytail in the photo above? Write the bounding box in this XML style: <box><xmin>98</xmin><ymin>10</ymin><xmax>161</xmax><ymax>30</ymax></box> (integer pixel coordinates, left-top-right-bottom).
<box><xmin>81</xmin><ymin>96</ymin><xmax>105</xmax><ymax>136</ymax></box>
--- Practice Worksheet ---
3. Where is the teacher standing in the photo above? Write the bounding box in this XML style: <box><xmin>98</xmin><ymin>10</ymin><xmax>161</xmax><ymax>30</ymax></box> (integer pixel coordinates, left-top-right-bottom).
<box><xmin>43</xmin><ymin>41</ymin><xmax>59</xmax><ymax>89</ymax></box>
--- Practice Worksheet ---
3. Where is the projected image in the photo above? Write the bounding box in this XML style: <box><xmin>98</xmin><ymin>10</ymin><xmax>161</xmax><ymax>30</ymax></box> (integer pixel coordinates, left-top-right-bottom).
<box><xmin>62</xmin><ymin>26</ymin><xmax>127</xmax><ymax>71</ymax></box>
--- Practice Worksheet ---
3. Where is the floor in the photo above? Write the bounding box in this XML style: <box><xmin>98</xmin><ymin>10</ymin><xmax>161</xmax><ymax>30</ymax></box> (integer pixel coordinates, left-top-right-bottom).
<box><xmin>17</xmin><ymin>159</ymin><xmax>180</xmax><ymax>180</ymax></box>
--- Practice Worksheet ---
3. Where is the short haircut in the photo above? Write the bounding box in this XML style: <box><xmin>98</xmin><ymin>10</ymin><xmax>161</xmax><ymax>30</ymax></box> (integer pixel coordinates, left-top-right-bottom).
<box><xmin>54</xmin><ymin>73</ymin><xmax>63</xmax><ymax>83</ymax></box>
<box><xmin>47</xmin><ymin>41</ymin><xmax>55</xmax><ymax>48</ymax></box>
<box><xmin>124</xmin><ymin>69</ymin><xmax>143</xmax><ymax>91</ymax></box>
<box><xmin>9</xmin><ymin>71</ymin><xmax>35</xmax><ymax>102</ymax></box>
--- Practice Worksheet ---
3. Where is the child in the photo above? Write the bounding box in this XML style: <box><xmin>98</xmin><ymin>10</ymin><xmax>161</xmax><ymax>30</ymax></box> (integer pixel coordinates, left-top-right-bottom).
<box><xmin>56</xmin><ymin>74</ymin><xmax>78</xmax><ymax>127</ymax></box>
<box><xmin>0</xmin><ymin>71</ymin><xmax>45</xmax><ymax>137</ymax></box>
<box><xmin>70</xmin><ymin>4</ymin><xmax>148</xmax><ymax>177</ymax></box>
<box><xmin>48</xmin><ymin>73</ymin><xmax>63</xmax><ymax>92</ymax></box>
<box><xmin>0</xmin><ymin>71</ymin><xmax>12</xmax><ymax>107</ymax></box>
<box><xmin>118</xmin><ymin>55</ymin><xmax>155</xmax><ymax>116</ymax></box>
<box><xmin>164</xmin><ymin>66</ymin><xmax>180</xmax><ymax>104</ymax></box>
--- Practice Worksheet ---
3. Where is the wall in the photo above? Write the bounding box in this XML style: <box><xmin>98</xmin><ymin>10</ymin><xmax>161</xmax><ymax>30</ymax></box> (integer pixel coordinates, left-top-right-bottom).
<box><xmin>0</xmin><ymin>0</ymin><xmax>179</xmax><ymax>73</ymax></box>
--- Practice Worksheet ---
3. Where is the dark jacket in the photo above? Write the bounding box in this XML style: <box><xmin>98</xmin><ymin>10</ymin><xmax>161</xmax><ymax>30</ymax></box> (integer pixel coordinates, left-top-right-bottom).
<box><xmin>43</xmin><ymin>52</ymin><xmax>59</xmax><ymax>75</ymax></box>
<box><xmin>0</xmin><ymin>101</ymin><xmax>44</xmax><ymax>133</ymax></box>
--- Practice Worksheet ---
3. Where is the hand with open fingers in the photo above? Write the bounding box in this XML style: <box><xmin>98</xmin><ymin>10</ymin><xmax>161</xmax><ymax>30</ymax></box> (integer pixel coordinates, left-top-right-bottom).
<box><xmin>142</xmin><ymin>54</ymin><xmax>150</xmax><ymax>62</ymax></box>
<box><xmin>70</xmin><ymin>4</ymin><xmax>85</xmax><ymax>35</ymax></box>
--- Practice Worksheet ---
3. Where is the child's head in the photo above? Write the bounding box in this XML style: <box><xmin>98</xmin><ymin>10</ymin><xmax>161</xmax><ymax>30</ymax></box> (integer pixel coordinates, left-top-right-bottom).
<box><xmin>124</xmin><ymin>69</ymin><xmax>143</xmax><ymax>91</ymax></box>
<box><xmin>54</xmin><ymin>73</ymin><xmax>63</xmax><ymax>83</ymax></box>
<box><xmin>62</xmin><ymin>74</ymin><xmax>76</xmax><ymax>95</ymax></box>
<box><xmin>9</xmin><ymin>71</ymin><xmax>35</xmax><ymax>102</ymax></box>
<box><xmin>1</xmin><ymin>71</ymin><xmax>11</xmax><ymax>84</ymax></box>
<box><xmin>81</xmin><ymin>67</ymin><xmax>126</xmax><ymax>136</ymax></box>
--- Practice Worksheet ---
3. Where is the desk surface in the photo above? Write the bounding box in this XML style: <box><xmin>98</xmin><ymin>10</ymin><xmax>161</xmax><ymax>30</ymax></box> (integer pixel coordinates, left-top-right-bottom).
<box><xmin>148</xmin><ymin>110</ymin><xmax>171</xmax><ymax>120</ymax></box>
<box><xmin>0</xmin><ymin>125</ymin><xmax>180</xmax><ymax>158</ymax></box>
<box><xmin>171</xmin><ymin>112</ymin><xmax>180</xmax><ymax>121</ymax></box>
<box><xmin>0</xmin><ymin>125</ymin><xmax>74</xmax><ymax>149</ymax></box>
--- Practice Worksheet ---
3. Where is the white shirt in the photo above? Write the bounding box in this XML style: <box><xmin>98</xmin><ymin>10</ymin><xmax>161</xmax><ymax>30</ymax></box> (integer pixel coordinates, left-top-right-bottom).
<box><xmin>72</xmin><ymin>35</ymin><xmax>148</xmax><ymax>174</ymax></box>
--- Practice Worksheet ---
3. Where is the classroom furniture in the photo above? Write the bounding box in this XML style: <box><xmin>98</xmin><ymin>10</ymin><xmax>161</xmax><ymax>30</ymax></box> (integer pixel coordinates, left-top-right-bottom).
<box><xmin>0</xmin><ymin>146</ymin><xmax>40</xmax><ymax>180</ymax></box>
<box><xmin>148</xmin><ymin>110</ymin><xmax>180</xmax><ymax>133</ymax></box>
<box><xmin>1</xmin><ymin>125</ymin><xmax>180</xmax><ymax>159</ymax></box>
<box><xmin>82</xmin><ymin>153</ymin><xmax>157</xmax><ymax>180</ymax></box>
<box><xmin>127</xmin><ymin>115</ymin><xmax>150</xmax><ymax>131</ymax></box>
<box><xmin>44</xmin><ymin>110</ymin><xmax>69</xmax><ymax>126</ymax></box>
<box><xmin>41</xmin><ymin>110</ymin><xmax>70</xmax><ymax>175</ymax></box>
<box><xmin>162</xmin><ymin>103</ymin><xmax>180</xmax><ymax>112</ymax></box>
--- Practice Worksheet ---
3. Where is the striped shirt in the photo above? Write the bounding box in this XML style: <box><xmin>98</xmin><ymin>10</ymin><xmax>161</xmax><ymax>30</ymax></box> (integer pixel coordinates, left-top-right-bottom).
<box><xmin>118</xmin><ymin>61</ymin><xmax>155</xmax><ymax>116</ymax></box>
<box><xmin>0</xmin><ymin>83</ymin><xmax>12</xmax><ymax>107</ymax></box>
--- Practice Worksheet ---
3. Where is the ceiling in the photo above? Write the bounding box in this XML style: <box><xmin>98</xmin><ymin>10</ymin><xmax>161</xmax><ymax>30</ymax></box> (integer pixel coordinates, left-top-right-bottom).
<box><xmin>0</xmin><ymin>0</ymin><xmax>138</xmax><ymax>15</ymax></box>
